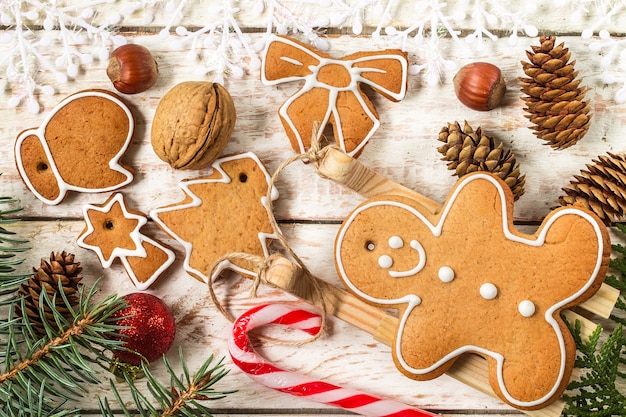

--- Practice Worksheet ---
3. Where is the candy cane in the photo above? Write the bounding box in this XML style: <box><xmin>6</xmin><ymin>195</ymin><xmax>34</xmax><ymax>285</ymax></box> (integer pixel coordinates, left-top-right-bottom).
<box><xmin>229</xmin><ymin>303</ymin><xmax>439</xmax><ymax>417</ymax></box>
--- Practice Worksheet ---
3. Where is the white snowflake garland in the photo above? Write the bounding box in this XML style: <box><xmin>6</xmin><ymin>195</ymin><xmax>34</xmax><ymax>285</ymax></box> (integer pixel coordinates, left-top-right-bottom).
<box><xmin>2</xmin><ymin>0</ymin><xmax>626</xmax><ymax>113</ymax></box>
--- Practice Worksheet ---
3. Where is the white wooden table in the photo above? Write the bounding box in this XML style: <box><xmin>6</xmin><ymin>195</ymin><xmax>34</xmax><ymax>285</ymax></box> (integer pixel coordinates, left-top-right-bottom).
<box><xmin>1</xmin><ymin>1</ymin><xmax>625</xmax><ymax>416</ymax></box>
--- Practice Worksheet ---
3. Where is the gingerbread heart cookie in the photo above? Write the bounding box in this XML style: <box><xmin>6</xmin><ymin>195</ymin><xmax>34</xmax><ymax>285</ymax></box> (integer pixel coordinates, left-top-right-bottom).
<box><xmin>15</xmin><ymin>89</ymin><xmax>134</xmax><ymax>205</ymax></box>
<box><xmin>334</xmin><ymin>172</ymin><xmax>610</xmax><ymax>410</ymax></box>
<box><xmin>150</xmin><ymin>152</ymin><xmax>278</xmax><ymax>282</ymax></box>
<box><xmin>261</xmin><ymin>35</ymin><xmax>408</xmax><ymax>157</ymax></box>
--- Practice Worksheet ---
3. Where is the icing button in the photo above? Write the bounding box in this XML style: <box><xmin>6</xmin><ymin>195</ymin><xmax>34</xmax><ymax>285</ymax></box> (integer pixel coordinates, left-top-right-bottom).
<box><xmin>378</xmin><ymin>255</ymin><xmax>393</xmax><ymax>269</ymax></box>
<box><xmin>480</xmin><ymin>283</ymin><xmax>498</xmax><ymax>300</ymax></box>
<box><xmin>518</xmin><ymin>300</ymin><xmax>536</xmax><ymax>317</ymax></box>
<box><xmin>438</xmin><ymin>266</ymin><xmax>455</xmax><ymax>283</ymax></box>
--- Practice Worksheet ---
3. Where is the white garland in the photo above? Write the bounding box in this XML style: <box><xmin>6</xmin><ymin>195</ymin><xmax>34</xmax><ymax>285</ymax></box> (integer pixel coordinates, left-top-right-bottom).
<box><xmin>0</xmin><ymin>0</ymin><xmax>624</xmax><ymax>113</ymax></box>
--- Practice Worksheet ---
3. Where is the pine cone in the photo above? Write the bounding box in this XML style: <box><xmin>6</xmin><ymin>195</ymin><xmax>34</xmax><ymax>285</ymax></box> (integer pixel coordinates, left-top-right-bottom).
<box><xmin>520</xmin><ymin>35</ymin><xmax>591</xmax><ymax>150</ymax></box>
<box><xmin>437</xmin><ymin>121</ymin><xmax>526</xmax><ymax>200</ymax></box>
<box><xmin>557</xmin><ymin>152</ymin><xmax>626</xmax><ymax>225</ymax></box>
<box><xmin>16</xmin><ymin>251</ymin><xmax>83</xmax><ymax>335</ymax></box>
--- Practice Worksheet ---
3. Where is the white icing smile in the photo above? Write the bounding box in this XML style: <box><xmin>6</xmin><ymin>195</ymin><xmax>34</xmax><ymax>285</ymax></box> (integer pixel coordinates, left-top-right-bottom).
<box><xmin>375</xmin><ymin>236</ymin><xmax>427</xmax><ymax>278</ymax></box>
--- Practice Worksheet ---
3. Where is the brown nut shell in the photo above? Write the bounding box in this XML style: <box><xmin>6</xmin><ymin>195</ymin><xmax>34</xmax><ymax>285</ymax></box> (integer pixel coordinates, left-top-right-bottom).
<box><xmin>107</xmin><ymin>44</ymin><xmax>159</xmax><ymax>94</ymax></box>
<box><xmin>151</xmin><ymin>82</ymin><xmax>236</xmax><ymax>170</ymax></box>
<box><xmin>453</xmin><ymin>62</ymin><xmax>506</xmax><ymax>111</ymax></box>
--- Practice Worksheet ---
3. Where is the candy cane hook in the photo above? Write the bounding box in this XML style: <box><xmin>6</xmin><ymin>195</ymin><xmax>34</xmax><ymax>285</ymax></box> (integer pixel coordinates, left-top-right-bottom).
<box><xmin>228</xmin><ymin>303</ymin><xmax>439</xmax><ymax>417</ymax></box>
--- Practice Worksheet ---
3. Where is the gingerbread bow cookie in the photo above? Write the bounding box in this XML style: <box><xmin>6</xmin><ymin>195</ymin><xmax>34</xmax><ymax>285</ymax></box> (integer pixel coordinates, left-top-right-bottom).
<box><xmin>150</xmin><ymin>152</ymin><xmax>278</xmax><ymax>282</ymax></box>
<box><xmin>335</xmin><ymin>172</ymin><xmax>610</xmax><ymax>410</ymax></box>
<box><xmin>14</xmin><ymin>90</ymin><xmax>134</xmax><ymax>205</ymax></box>
<box><xmin>77</xmin><ymin>193</ymin><xmax>175</xmax><ymax>290</ymax></box>
<box><xmin>261</xmin><ymin>35</ymin><xmax>408</xmax><ymax>157</ymax></box>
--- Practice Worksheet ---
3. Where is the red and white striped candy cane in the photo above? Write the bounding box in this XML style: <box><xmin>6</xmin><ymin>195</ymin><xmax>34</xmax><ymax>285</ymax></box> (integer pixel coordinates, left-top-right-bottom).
<box><xmin>229</xmin><ymin>303</ymin><xmax>438</xmax><ymax>417</ymax></box>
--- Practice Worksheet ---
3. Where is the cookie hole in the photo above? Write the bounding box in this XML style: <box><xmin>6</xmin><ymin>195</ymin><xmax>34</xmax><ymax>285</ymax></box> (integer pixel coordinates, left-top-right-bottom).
<box><xmin>239</xmin><ymin>173</ymin><xmax>248</xmax><ymax>183</ymax></box>
<box><xmin>104</xmin><ymin>219</ymin><xmax>115</xmax><ymax>230</ymax></box>
<box><xmin>37</xmin><ymin>162</ymin><xmax>49</xmax><ymax>172</ymax></box>
<box><xmin>365</xmin><ymin>241</ymin><xmax>376</xmax><ymax>251</ymax></box>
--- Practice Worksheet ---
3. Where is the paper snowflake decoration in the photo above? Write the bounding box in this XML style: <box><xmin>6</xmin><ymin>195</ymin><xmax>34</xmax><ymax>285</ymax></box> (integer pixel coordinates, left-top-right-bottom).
<box><xmin>0</xmin><ymin>0</ymin><xmax>126</xmax><ymax>113</ymax></box>
<box><xmin>376</xmin><ymin>0</ymin><xmax>538</xmax><ymax>85</ymax></box>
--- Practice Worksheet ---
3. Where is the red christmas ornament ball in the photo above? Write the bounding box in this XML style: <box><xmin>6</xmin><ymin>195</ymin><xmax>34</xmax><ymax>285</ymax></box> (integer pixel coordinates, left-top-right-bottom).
<box><xmin>111</xmin><ymin>292</ymin><xmax>176</xmax><ymax>365</ymax></box>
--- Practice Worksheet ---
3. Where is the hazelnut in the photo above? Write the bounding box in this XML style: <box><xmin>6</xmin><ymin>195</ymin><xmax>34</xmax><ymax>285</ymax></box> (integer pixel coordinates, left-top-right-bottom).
<box><xmin>151</xmin><ymin>82</ymin><xmax>236</xmax><ymax>170</ymax></box>
<box><xmin>453</xmin><ymin>62</ymin><xmax>506</xmax><ymax>111</ymax></box>
<box><xmin>107</xmin><ymin>44</ymin><xmax>159</xmax><ymax>94</ymax></box>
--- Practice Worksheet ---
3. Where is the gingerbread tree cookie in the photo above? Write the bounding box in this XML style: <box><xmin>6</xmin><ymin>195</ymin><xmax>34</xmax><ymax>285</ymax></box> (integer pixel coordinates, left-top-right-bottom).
<box><xmin>150</xmin><ymin>152</ymin><xmax>278</xmax><ymax>282</ymax></box>
<box><xmin>335</xmin><ymin>172</ymin><xmax>610</xmax><ymax>410</ymax></box>
<box><xmin>261</xmin><ymin>35</ymin><xmax>408</xmax><ymax>158</ymax></box>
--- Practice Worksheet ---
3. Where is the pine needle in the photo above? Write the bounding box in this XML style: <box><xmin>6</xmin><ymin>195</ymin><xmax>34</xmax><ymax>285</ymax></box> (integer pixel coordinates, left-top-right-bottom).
<box><xmin>563</xmin><ymin>222</ymin><xmax>626</xmax><ymax>416</ymax></box>
<box><xmin>98</xmin><ymin>347</ymin><xmax>236</xmax><ymax>417</ymax></box>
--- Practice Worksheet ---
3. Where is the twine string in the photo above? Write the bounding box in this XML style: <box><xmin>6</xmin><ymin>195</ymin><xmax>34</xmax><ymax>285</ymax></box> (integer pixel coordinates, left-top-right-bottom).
<box><xmin>208</xmin><ymin>124</ymin><xmax>337</xmax><ymax>346</ymax></box>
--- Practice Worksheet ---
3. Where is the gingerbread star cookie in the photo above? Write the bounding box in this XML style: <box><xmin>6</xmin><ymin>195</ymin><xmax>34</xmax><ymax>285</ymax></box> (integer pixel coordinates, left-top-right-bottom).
<box><xmin>15</xmin><ymin>90</ymin><xmax>134</xmax><ymax>205</ymax></box>
<box><xmin>77</xmin><ymin>193</ymin><xmax>175</xmax><ymax>290</ymax></box>
<box><xmin>261</xmin><ymin>35</ymin><xmax>408</xmax><ymax>157</ymax></box>
<box><xmin>335</xmin><ymin>172</ymin><xmax>610</xmax><ymax>410</ymax></box>
<box><xmin>150</xmin><ymin>152</ymin><xmax>278</xmax><ymax>282</ymax></box>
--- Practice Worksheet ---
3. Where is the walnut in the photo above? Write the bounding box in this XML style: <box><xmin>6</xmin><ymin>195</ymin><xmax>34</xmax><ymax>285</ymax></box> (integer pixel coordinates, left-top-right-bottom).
<box><xmin>151</xmin><ymin>82</ymin><xmax>236</xmax><ymax>170</ymax></box>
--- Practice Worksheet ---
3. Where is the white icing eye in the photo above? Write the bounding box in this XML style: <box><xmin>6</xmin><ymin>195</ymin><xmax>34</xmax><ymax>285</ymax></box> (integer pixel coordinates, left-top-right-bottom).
<box><xmin>518</xmin><ymin>300</ymin><xmax>536</xmax><ymax>317</ymax></box>
<box><xmin>388</xmin><ymin>236</ymin><xmax>404</xmax><ymax>249</ymax></box>
<box><xmin>438</xmin><ymin>266</ymin><xmax>454</xmax><ymax>283</ymax></box>
<box><xmin>378</xmin><ymin>255</ymin><xmax>393</xmax><ymax>269</ymax></box>
<box><xmin>480</xmin><ymin>283</ymin><xmax>498</xmax><ymax>300</ymax></box>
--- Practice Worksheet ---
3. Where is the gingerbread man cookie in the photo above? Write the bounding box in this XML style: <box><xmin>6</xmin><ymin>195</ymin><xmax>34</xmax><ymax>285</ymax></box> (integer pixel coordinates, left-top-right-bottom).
<box><xmin>77</xmin><ymin>193</ymin><xmax>175</xmax><ymax>290</ymax></box>
<box><xmin>334</xmin><ymin>172</ymin><xmax>610</xmax><ymax>410</ymax></box>
<box><xmin>261</xmin><ymin>35</ymin><xmax>408</xmax><ymax>157</ymax></box>
<box><xmin>150</xmin><ymin>152</ymin><xmax>278</xmax><ymax>282</ymax></box>
<box><xmin>14</xmin><ymin>90</ymin><xmax>134</xmax><ymax>205</ymax></box>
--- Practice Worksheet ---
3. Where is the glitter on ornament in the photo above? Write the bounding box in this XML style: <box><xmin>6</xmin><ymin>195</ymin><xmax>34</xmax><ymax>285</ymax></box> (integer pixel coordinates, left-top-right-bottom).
<box><xmin>110</xmin><ymin>292</ymin><xmax>176</xmax><ymax>376</ymax></box>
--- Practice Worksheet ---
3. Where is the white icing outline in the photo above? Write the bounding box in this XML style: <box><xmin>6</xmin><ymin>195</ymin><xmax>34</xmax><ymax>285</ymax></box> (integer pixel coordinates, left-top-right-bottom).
<box><xmin>14</xmin><ymin>91</ymin><xmax>134</xmax><ymax>205</ymax></box>
<box><xmin>77</xmin><ymin>193</ymin><xmax>175</xmax><ymax>290</ymax></box>
<box><xmin>150</xmin><ymin>152</ymin><xmax>279</xmax><ymax>283</ymax></box>
<box><xmin>261</xmin><ymin>35</ymin><xmax>408</xmax><ymax>157</ymax></box>
<box><xmin>335</xmin><ymin>173</ymin><xmax>605</xmax><ymax>408</ymax></box>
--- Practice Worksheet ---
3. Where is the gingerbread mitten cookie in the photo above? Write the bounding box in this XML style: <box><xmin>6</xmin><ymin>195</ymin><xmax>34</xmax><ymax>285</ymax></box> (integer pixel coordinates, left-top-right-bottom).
<box><xmin>335</xmin><ymin>172</ymin><xmax>610</xmax><ymax>410</ymax></box>
<box><xmin>261</xmin><ymin>35</ymin><xmax>408</xmax><ymax>157</ymax></box>
<box><xmin>77</xmin><ymin>193</ymin><xmax>174</xmax><ymax>290</ymax></box>
<box><xmin>150</xmin><ymin>152</ymin><xmax>278</xmax><ymax>282</ymax></box>
<box><xmin>15</xmin><ymin>90</ymin><xmax>135</xmax><ymax>205</ymax></box>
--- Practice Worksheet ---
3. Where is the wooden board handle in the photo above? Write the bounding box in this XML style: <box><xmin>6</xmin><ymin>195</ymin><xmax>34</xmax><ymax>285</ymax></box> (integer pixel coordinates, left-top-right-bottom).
<box><xmin>317</xmin><ymin>147</ymin><xmax>441</xmax><ymax>214</ymax></box>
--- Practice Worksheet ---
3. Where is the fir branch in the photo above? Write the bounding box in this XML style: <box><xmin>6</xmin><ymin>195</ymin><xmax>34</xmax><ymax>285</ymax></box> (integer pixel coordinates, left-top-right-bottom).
<box><xmin>562</xmin><ymin>222</ymin><xmax>626</xmax><ymax>416</ymax></box>
<box><xmin>98</xmin><ymin>347</ymin><xmax>235</xmax><ymax>417</ymax></box>
<box><xmin>0</xmin><ymin>196</ymin><xmax>29</xmax><ymax>305</ymax></box>
<box><xmin>563</xmin><ymin>323</ymin><xmax>626</xmax><ymax>416</ymax></box>
<box><xmin>1</xmin><ymin>281</ymin><xmax>127</xmax><ymax>416</ymax></box>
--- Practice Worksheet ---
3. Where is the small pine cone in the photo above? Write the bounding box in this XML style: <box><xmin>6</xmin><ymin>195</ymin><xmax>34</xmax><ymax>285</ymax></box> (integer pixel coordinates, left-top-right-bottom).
<box><xmin>557</xmin><ymin>152</ymin><xmax>626</xmax><ymax>225</ymax></box>
<box><xmin>521</xmin><ymin>35</ymin><xmax>591</xmax><ymax>149</ymax></box>
<box><xmin>16</xmin><ymin>251</ymin><xmax>83</xmax><ymax>335</ymax></box>
<box><xmin>437</xmin><ymin>121</ymin><xmax>526</xmax><ymax>200</ymax></box>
